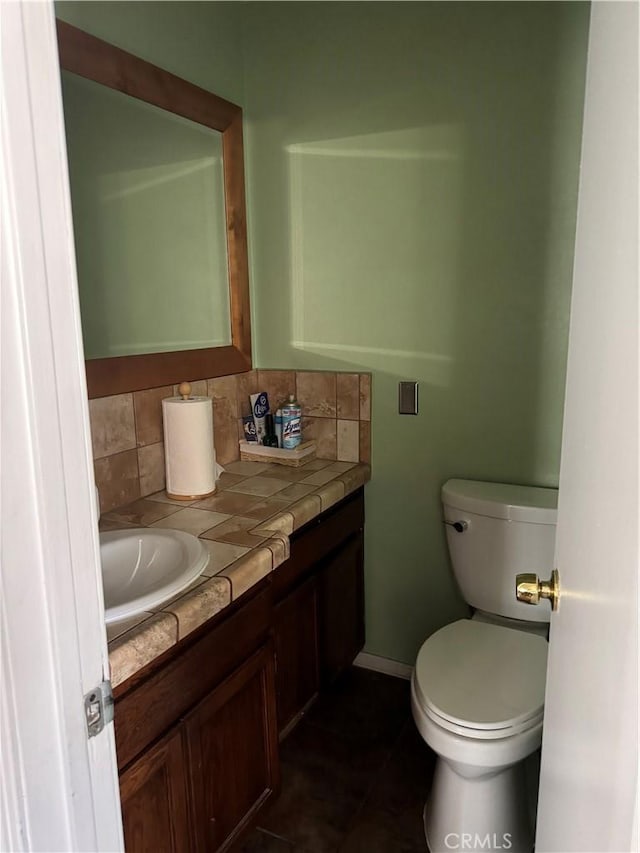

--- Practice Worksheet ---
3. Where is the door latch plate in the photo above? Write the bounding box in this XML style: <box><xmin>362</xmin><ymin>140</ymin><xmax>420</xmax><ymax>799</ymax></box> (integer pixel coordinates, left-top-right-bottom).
<box><xmin>84</xmin><ymin>681</ymin><xmax>114</xmax><ymax>737</ymax></box>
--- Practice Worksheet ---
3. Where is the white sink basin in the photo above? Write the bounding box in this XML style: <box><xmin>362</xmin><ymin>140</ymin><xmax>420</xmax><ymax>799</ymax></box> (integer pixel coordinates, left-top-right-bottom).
<box><xmin>100</xmin><ymin>528</ymin><xmax>210</xmax><ymax>625</ymax></box>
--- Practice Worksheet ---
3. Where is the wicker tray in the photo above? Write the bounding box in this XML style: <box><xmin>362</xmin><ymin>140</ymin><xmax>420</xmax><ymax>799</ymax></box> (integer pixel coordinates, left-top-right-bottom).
<box><xmin>238</xmin><ymin>440</ymin><xmax>316</xmax><ymax>467</ymax></box>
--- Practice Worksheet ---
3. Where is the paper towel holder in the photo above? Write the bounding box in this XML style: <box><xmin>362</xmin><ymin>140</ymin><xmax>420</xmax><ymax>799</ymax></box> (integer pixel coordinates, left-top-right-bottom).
<box><xmin>163</xmin><ymin>388</ymin><xmax>217</xmax><ymax>501</ymax></box>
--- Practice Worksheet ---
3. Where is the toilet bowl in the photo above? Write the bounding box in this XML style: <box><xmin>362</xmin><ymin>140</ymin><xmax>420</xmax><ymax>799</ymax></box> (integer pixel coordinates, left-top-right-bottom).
<box><xmin>412</xmin><ymin>619</ymin><xmax>547</xmax><ymax>853</ymax></box>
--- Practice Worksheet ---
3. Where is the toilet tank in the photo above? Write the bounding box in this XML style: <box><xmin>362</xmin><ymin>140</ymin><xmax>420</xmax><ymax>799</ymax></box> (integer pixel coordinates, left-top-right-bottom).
<box><xmin>442</xmin><ymin>479</ymin><xmax>558</xmax><ymax>623</ymax></box>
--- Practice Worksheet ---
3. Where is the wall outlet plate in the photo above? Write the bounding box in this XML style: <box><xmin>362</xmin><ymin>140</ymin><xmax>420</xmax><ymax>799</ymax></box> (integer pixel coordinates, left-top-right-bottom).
<box><xmin>398</xmin><ymin>381</ymin><xmax>419</xmax><ymax>415</ymax></box>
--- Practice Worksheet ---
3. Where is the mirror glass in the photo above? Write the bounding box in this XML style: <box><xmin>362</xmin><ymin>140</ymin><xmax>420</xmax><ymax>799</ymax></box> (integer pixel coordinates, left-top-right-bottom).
<box><xmin>61</xmin><ymin>71</ymin><xmax>232</xmax><ymax>360</ymax></box>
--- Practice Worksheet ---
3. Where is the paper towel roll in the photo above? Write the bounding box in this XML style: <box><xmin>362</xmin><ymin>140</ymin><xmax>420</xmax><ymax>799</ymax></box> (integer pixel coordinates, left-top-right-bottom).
<box><xmin>162</xmin><ymin>395</ymin><xmax>216</xmax><ymax>499</ymax></box>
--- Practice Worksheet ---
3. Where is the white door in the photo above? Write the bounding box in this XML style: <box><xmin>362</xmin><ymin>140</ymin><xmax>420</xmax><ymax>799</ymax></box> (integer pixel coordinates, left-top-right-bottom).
<box><xmin>1</xmin><ymin>1</ymin><xmax>123</xmax><ymax>849</ymax></box>
<box><xmin>535</xmin><ymin>2</ymin><xmax>639</xmax><ymax>851</ymax></box>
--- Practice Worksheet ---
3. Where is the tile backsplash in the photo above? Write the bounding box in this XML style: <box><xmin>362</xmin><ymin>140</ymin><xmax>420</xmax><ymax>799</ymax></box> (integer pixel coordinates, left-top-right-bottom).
<box><xmin>91</xmin><ymin>369</ymin><xmax>372</xmax><ymax>513</ymax></box>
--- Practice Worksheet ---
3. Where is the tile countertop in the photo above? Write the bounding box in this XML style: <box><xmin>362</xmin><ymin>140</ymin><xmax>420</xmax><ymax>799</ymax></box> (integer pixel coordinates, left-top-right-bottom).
<box><xmin>101</xmin><ymin>458</ymin><xmax>371</xmax><ymax>690</ymax></box>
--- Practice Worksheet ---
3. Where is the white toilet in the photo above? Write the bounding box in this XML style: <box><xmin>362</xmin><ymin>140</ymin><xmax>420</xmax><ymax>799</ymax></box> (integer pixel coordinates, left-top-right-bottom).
<box><xmin>411</xmin><ymin>479</ymin><xmax>558</xmax><ymax>853</ymax></box>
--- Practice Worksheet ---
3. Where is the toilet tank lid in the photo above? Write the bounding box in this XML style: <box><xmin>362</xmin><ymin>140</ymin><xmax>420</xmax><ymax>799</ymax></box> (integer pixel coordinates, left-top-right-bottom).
<box><xmin>442</xmin><ymin>479</ymin><xmax>558</xmax><ymax>524</ymax></box>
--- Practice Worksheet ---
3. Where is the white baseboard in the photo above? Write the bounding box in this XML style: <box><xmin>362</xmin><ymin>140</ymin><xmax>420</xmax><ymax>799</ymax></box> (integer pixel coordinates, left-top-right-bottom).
<box><xmin>353</xmin><ymin>652</ymin><xmax>414</xmax><ymax>681</ymax></box>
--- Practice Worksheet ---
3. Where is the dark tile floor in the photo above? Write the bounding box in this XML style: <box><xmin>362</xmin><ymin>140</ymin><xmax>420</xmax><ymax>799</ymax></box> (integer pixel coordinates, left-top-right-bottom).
<box><xmin>240</xmin><ymin>667</ymin><xmax>436</xmax><ymax>852</ymax></box>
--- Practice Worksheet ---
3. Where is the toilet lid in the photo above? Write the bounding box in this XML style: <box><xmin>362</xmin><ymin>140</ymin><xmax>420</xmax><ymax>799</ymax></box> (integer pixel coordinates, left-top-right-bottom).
<box><xmin>414</xmin><ymin>620</ymin><xmax>548</xmax><ymax>734</ymax></box>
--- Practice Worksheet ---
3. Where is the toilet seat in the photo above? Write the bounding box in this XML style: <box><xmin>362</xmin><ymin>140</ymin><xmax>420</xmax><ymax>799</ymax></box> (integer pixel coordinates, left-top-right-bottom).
<box><xmin>420</xmin><ymin>702</ymin><xmax>544</xmax><ymax>739</ymax></box>
<box><xmin>414</xmin><ymin>619</ymin><xmax>548</xmax><ymax>740</ymax></box>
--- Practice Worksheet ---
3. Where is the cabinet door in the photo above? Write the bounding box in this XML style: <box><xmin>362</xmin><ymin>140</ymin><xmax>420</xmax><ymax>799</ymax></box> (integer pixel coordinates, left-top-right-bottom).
<box><xmin>274</xmin><ymin>574</ymin><xmax>319</xmax><ymax>734</ymax></box>
<box><xmin>185</xmin><ymin>644</ymin><xmax>279</xmax><ymax>853</ymax></box>
<box><xmin>319</xmin><ymin>531</ymin><xmax>365</xmax><ymax>684</ymax></box>
<box><xmin>120</xmin><ymin>727</ymin><xmax>191</xmax><ymax>853</ymax></box>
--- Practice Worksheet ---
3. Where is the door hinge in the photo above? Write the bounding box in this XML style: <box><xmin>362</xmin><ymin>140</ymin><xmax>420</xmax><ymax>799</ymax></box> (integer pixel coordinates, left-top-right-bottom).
<box><xmin>84</xmin><ymin>681</ymin><xmax>114</xmax><ymax>738</ymax></box>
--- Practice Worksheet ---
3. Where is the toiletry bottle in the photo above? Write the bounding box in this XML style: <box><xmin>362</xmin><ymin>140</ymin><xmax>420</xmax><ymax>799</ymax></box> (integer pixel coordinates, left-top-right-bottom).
<box><xmin>282</xmin><ymin>394</ymin><xmax>302</xmax><ymax>449</ymax></box>
<box><xmin>262</xmin><ymin>413</ymin><xmax>279</xmax><ymax>447</ymax></box>
<box><xmin>242</xmin><ymin>416</ymin><xmax>258</xmax><ymax>442</ymax></box>
<box><xmin>250</xmin><ymin>392</ymin><xmax>270</xmax><ymax>443</ymax></box>
<box><xmin>274</xmin><ymin>407</ymin><xmax>283</xmax><ymax>448</ymax></box>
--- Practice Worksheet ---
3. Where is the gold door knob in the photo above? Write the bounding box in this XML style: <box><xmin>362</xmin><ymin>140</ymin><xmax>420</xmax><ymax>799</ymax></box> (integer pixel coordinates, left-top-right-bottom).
<box><xmin>516</xmin><ymin>569</ymin><xmax>560</xmax><ymax>611</ymax></box>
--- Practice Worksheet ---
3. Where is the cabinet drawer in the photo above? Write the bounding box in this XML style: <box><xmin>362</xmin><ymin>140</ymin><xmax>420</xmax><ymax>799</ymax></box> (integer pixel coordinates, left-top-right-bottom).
<box><xmin>272</xmin><ymin>489</ymin><xmax>364</xmax><ymax>599</ymax></box>
<box><xmin>115</xmin><ymin>582</ymin><xmax>271</xmax><ymax>770</ymax></box>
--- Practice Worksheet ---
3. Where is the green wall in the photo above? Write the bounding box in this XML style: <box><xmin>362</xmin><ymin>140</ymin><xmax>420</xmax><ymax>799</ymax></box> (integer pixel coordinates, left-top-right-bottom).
<box><xmin>55</xmin><ymin>1</ymin><xmax>244</xmax><ymax>104</ymax></box>
<box><xmin>56</xmin><ymin>1</ymin><xmax>590</xmax><ymax>666</ymax></box>
<box><xmin>242</xmin><ymin>2</ymin><xmax>590</xmax><ymax>663</ymax></box>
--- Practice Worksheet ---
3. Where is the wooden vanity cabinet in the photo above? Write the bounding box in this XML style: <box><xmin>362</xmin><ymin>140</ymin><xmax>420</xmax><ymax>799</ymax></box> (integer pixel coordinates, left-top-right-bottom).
<box><xmin>272</xmin><ymin>489</ymin><xmax>365</xmax><ymax>734</ymax></box>
<box><xmin>115</xmin><ymin>488</ymin><xmax>365</xmax><ymax>851</ymax></box>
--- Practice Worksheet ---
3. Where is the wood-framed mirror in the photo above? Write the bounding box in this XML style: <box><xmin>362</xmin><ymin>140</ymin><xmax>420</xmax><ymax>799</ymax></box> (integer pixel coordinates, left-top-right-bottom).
<box><xmin>56</xmin><ymin>20</ymin><xmax>252</xmax><ymax>399</ymax></box>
